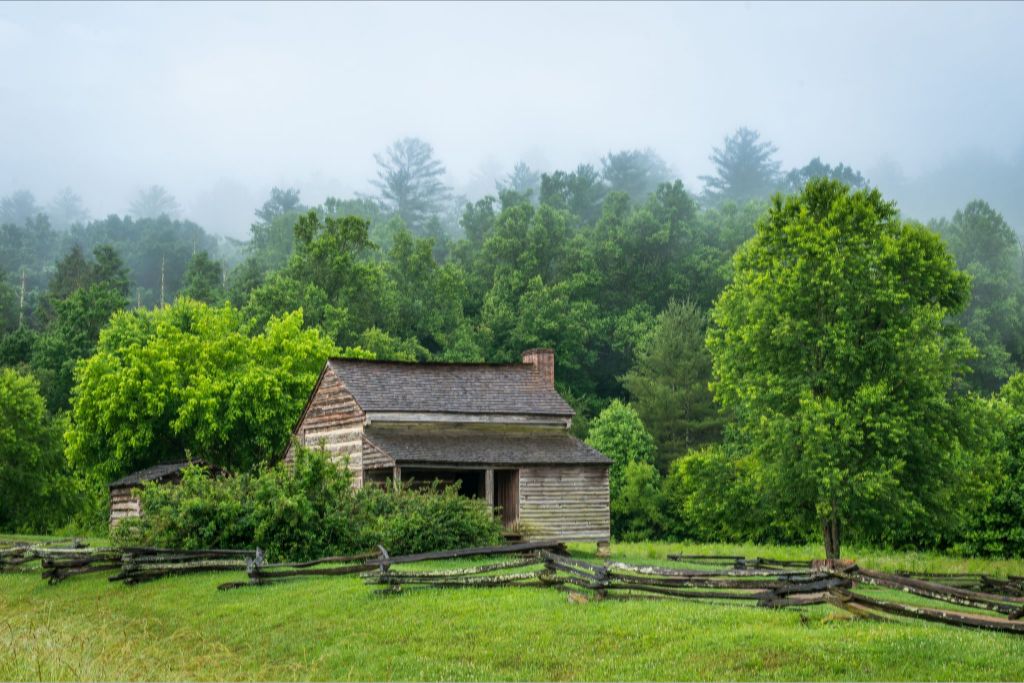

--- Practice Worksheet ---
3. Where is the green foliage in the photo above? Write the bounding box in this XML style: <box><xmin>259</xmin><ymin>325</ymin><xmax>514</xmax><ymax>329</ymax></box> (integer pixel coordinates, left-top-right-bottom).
<box><xmin>785</xmin><ymin>158</ymin><xmax>868</xmax><ymax>193</ymax></box>
<box><xmin>29</xmin><ymin>244</ymin><xmax>130</xmax><ymax>410</ymax></box>
<box><xmin>661</xmin><ymin>445</ymin><xmax>803</xmax><ymax>544</ymax></box>
<box><xmin>356</xmin><ymin>483</ymin><xmax>503</xmax><ymax>556</ymax></box>
<box><xmin>115</xmin><ymin>447</ymin><xmax>501</xmax><ymax>560</ymax></box>
<box><xmin>114</xmin><ymin>448</ymin><xmax>361</xmax><ymax>561</ymax></box>
<box><xmin>611</xmin><ymin>460</ymin><xmax>663</xmax><ymax>541</ymax></box>
<box><xmin>600</xmin><ymin>148</ymin><xmax>672</xmax><ymax>204</ymax></box>
<box><xmin>539</xmin><ymin>164</ymin><xmax>607</xmax><ymax>226</ymax></box>
<box><xmin>0</xmin><ymin>268</ymin><xmax>17</xmax><ymax>332</ymax></box>
<box><xmin>707</xmin><ymin>179</ymin><xmax>977</xmax><ymax>556</ymax></box>
<box><xmin>622</xmin><ymin>300</ymin><xmax>722</xmax><ymax>468</ymax></box>
<box><xmin>179</xmin><ymin>251</ymin><xmax>225</xmax><ymax>304</ymax></box>
<box><xmin>497</xmin><ymin>162</ymin><xmax>541</xmax><ymax>200</ymax></box>
<box><xmin>385</xmin><ymin>229</ymin><xmax>468</xmax><ymax>352</ymax></box>
<box><xmin>65</xmin><ymin>299</ymin><xmax>338</xmax><ymax>512</ymax></box>
<box><xmin>959</xmin><ymin>374</ymin><xmax>1024</xmax><ymax>556</ymax></box>
<box><xmin>933</xmin><ymin>200</ymin><xmax>1024</xmax><ymax>394</ymax></box>
<box><xmin>0</xmin><ymin>368</ymin><xmax>70</xmax><ymax>532</ymax></box>
<box><xmin>68</xmin><ymin>214</ymin><xmax>221</xmax><ymax>307</ymax></box>
<box><xmin>585</xmin><ymin>399</ymin><xmax>656</xmax><ymax>533</ymax></box>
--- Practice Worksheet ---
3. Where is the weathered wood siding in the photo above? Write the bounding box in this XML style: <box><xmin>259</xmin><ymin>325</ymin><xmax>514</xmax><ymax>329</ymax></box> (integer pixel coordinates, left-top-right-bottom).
<box><xmin>286</xmin><ymin>368</ymin><xmax>366</xmax><ymax>487</ymax></box>
<box><xmin>109</xmin><ymin>487</ymin><xmax>141</xmax><ymax>527</ymax></box>
<box><xmin>361</xmin><ymin>436</ymin><xmax>394</xmax><ymax>470</ymax></box>
<box><xmin>517</xmin><ymin>465</ymin><xmax>610</xmax><ymax>541</ymax></box>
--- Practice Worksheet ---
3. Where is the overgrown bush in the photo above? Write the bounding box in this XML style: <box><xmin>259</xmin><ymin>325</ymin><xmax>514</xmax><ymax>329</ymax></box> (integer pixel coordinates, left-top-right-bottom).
<box><xmin>113</xmin><ymin>447</ymin><xmax>501</xmax><ymax>560</ymax></box>
<box><xmin>660</xmin><ymin>444</ymin><xmax>811</xmax><ymax>545</ymax></box>
<box><xmin>358</xmin><ymin>483</ymin><xmax>503</xmax><ymax>555</ymax></box>
<box><xmin>957</xmin><ymin>376</ymin><xmax>1024</xmax><ymax>557</ymax></box>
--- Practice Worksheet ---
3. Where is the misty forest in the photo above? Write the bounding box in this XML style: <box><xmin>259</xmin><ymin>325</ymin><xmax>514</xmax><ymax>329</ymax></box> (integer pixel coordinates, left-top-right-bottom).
<box><xmin>2</xmin><ymin>125</ymin><xmax>1023</xmax><ymax>560</ymax></box>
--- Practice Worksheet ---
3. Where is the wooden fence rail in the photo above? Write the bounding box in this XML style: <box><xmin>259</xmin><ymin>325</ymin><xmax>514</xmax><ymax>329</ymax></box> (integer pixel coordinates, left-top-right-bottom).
<box><xmin>6</xmin><ymin>536</ymin><xmax>1024</xmax><ymax>635</ymax></box>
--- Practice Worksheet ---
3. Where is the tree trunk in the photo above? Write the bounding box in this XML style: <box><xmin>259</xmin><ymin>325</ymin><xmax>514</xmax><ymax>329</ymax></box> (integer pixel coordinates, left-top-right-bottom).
<box><xmin>822</xmin><ymin>516</ymin><xmax>841</xmax><ymax>561</ymax></box>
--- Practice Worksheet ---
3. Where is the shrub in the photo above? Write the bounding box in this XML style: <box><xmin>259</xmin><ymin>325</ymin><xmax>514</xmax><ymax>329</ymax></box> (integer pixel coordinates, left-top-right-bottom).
<box><xmin>357</xmin><ymin>483</ymin><xmax>503</xmax><ymax>555</ymax></box>
<box><xmin>661</xmin><ymin>444</ymin><xmax>809</xmax><ymax>544</ymax></box>
<box><xmin>612</xmin><ymin>460</ymin><xmax>664</xmax><ymax>541</ymax></box>
<box><xmin>114</xmin><ymin>447</ymin><xmax>502</xmax><ymax>560</ymax></box>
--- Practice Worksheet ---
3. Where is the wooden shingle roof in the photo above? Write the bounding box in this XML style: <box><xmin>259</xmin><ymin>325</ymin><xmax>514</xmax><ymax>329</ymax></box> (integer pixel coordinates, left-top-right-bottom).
<box><xmin>108</xmin><ymin>460</ymin><xmax>221</xmax><ymax>489</ymax></box>
<box><xmin>328</xmin><ymin>358</ymin><xmax>575</xmax><ymax>417</ymax></box>
<box><xmin>363</xmin><ymin>426</ymin><xmax>609</xmax><ymax>466</ymax></box>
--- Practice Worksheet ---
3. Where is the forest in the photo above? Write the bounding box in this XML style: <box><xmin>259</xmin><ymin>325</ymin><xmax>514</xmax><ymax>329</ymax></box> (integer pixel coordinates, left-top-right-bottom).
<box><xmin>2</xmin><ymin>127</ymin><xmax>1022</xmax><ymax>559</ymax></box>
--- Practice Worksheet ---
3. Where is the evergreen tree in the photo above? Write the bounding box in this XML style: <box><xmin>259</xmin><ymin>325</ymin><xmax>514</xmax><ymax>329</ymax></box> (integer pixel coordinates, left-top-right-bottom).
<box><xmin>372</xmin><ymin>137</ymin><xmax>452</xmax><ymax>233</ymax></box>
<box><xmin>622</xmin><ymin>300</ymin><xmax>722</xmax><ymax>470</ymax></box>
<box><xmin>700</xmin><ymin>127</ymin><xmax>781</xmax><ymax>205</ymax></box>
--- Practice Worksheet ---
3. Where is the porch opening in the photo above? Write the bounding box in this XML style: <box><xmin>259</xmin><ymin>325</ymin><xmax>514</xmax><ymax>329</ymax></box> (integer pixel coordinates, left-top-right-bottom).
<box><xmin>493</xmin><ymin>469</ymin><xmax>519</xmax><ymax>529</ymax></box>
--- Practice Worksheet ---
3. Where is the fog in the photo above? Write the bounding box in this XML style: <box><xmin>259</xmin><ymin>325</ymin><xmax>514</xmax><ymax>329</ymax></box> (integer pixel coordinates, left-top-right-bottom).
<box><xmin>2</xmin><ymin>1</ymin><xmax>1023</xmax><ymax>238</ymax></box>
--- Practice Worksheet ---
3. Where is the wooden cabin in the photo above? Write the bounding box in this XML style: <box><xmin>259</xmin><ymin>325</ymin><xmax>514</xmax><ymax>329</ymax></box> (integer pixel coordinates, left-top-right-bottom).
<box><xmin>286</xmin><ymin>349</ymin><xmax>611</xmax><ymax>548</ymax></box>
<box><xmin>108</xmin><ymin>460</ymin><xmax>221</xmax><ymax>527</ymax></box>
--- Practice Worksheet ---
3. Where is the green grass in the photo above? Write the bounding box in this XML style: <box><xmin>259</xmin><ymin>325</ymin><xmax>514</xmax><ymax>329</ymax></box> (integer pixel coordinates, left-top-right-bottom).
<box><xmin>2</xmin><ymin>539</ymin><xmax>1024</xmax><ymax>681</ymax></box>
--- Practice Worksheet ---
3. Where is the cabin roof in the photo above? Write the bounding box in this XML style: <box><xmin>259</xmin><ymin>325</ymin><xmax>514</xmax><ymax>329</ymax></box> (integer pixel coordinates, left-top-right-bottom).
<box><xmin>363</xmin><ymin>426</ymin><xmax>609</xmax><ymax>466</ymax></box>
<box><xmin>328</xmin><ymin>358</ymin><xmax>575</xmax><ymax>417</ymax></box>
<box><xmin>108</xmin><ymin>460</ymin><xmax>219</xmax><ymax>489</ymax></box>
<box><xmin>109</xmin><ymin>462</ymin><xmax>191</xmax><ymax>489</ymax></box>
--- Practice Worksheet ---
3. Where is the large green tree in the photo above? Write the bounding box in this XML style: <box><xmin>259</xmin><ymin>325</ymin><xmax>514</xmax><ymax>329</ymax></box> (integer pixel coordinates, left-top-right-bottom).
<box><xmin>622</xmin><ymin>300</ymin><xmax>722</xmax><ymax>469</ymax></box>
<box><xmin>707</xmin><ymin>179</ymin><xmax>977</xmax><ymax>559</ymax></box>
<box><xmin>0</xmin><ymin>368</ymin><xmax>68</xmax><ymax>532</ymax></box>
<box><xmin>66</xmin><ymin>300</ymin><xmax>338</xmax><ymax>504</ymax></box>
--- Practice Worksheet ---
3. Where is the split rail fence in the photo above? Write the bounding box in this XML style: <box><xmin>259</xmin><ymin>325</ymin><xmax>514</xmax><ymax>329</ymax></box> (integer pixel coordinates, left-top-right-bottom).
<box><xmin>4</xmin><ymin>537</ymin><xmax>1024</xmax><ymax>635</ymax></box>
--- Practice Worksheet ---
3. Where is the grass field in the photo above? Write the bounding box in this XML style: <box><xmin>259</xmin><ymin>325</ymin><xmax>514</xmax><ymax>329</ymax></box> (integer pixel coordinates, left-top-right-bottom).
<box><xmin>3</xmin><ymin>539</ymin><xmax>1024</xmax><ymax>681</ymax></box>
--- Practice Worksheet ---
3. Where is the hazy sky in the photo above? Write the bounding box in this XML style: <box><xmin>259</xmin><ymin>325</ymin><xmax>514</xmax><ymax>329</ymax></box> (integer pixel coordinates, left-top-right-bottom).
<box><xmin>2</xmin><ymin>1</ymin><xmax>1023</xmax><ymax>238</ymax></box>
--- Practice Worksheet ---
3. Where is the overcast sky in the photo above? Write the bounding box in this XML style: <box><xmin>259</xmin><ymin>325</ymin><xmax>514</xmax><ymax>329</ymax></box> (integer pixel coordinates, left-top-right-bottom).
<box><xmin>1</xmin><ymin>1</ymin><xmax>1022</xmax><ymax>238</ymax></box>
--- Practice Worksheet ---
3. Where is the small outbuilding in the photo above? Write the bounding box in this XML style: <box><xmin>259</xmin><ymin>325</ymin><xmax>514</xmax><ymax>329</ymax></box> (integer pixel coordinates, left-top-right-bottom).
<box><xmin>108</xmin><ymin>460</ymin><xmax>222</xmax><ymax>528</ymax></box>
<box><xmin>286</xmin><ymin>349</ymin><xmax>612</xmax><ymax>548</ymax></box>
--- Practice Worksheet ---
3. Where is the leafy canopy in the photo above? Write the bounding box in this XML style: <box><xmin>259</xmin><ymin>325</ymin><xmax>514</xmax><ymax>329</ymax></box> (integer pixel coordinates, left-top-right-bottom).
<box><xmin>707</xmin><ymin>178</ymin><xmax>976</xmax><ymax>556</ymax></box>
<box><xmin>0</xmin><ymin>368</ymin><xmax>68</xmax><ymax>532</ymax></box>
<box><xmin>66</xmin><ymin>298</ymin><xmax>338</xmax><ymax>489</ymax></box>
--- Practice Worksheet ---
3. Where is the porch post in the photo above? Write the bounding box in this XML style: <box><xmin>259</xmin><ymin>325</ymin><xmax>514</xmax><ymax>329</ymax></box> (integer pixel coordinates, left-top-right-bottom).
<box><xmin>485</xmin><ymin>468</ymin><xmax>494</xmax><ymax>507</ymax></box>
<box><xmin>392</xmin><ymin>465</ymin><xmax>401</xmax><ymax>484</ymax></box>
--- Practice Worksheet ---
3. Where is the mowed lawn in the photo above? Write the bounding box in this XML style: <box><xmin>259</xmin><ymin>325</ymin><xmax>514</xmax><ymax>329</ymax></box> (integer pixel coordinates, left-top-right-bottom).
<box><xmin>3</xmin><ymin>540</ymin><xmax>1024</xmax><ymax>681</ymax></box>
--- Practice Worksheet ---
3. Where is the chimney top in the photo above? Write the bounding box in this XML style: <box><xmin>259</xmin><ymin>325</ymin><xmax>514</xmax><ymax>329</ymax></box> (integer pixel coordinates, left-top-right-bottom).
<box><xmin>521</xmin><ymin>348</ymin><xmax>555</xmax><ymax>387</ymax></box>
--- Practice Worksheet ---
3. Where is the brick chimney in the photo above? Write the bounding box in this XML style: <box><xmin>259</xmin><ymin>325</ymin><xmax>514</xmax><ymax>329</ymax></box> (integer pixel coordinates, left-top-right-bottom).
<box><xmin>522</xmin><ymin>348</ymin><xmax>555</xmax><ymax>387</ymax></box>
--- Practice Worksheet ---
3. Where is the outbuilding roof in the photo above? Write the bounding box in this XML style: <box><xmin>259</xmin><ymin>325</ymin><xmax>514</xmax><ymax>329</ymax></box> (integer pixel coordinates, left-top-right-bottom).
<box><xmin>108</xmin><ymin>460</ymin><xmax>219</xmax><ymax>489</ymax></box>
<box><xmin>328</xmin><ymin>358</ymin><xmax>575</xmax><ymax>417</ymax></box>
<box><xmin>363</xmin><ymin>426</ymin><xmax>609</xmax><ymax>466</ymax></box>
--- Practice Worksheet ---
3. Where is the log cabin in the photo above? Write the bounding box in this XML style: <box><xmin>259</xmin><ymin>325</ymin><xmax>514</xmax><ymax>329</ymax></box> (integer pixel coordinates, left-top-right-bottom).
<box><xmin>286</xmin><ymin>348</ymin><xmax>611</xmax><ymax>550</ymax></box>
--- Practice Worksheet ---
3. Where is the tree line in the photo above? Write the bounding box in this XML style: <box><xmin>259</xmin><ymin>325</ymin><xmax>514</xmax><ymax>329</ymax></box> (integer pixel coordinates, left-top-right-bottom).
<box><xmin>1</xmin><ymin>128</ymin><xmax>1022</xmax><ymax>559</ymax></box>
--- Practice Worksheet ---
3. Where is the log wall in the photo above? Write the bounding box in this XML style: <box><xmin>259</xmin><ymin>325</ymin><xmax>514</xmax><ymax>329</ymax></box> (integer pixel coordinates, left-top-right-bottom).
<box><xmin>361</xmin><ymin>436</ymin><xmax>394</xmax><ymax>470</ymax></box>
<box><xmin>285</xmin><ymin>368</ymin><xmax>366</xmax><ymax>487</ymax></box>
<box><xmin>517</xmin><ymin>465</ymin><xmax>610</xmax><ymax>542</ymax></box>
<box><xmin>109</xmin><ymin>487</ymin><xmax>141</xmax><ymax>527</ymax></box>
